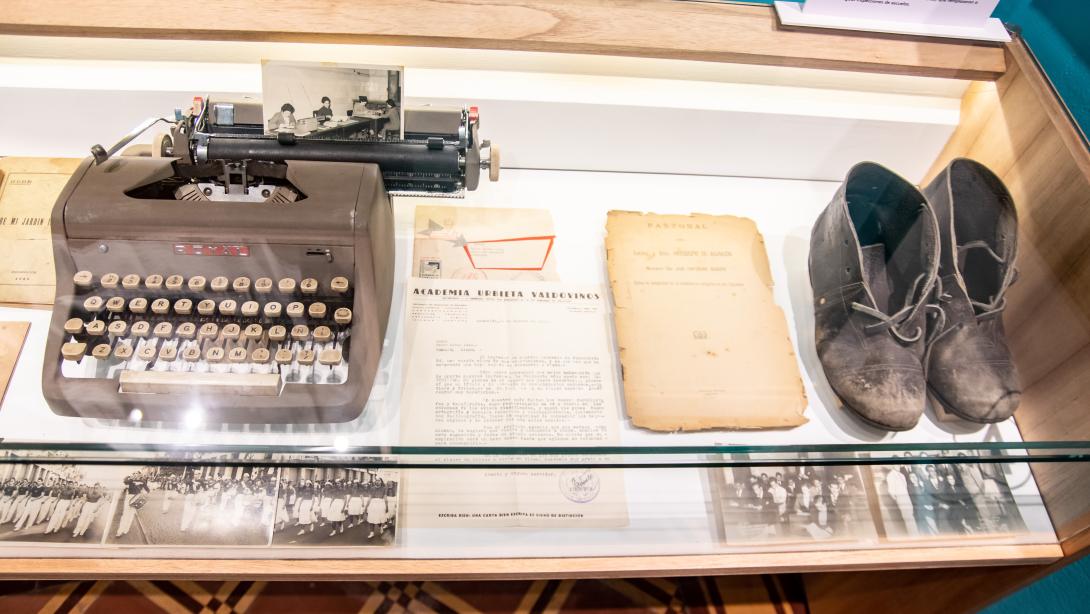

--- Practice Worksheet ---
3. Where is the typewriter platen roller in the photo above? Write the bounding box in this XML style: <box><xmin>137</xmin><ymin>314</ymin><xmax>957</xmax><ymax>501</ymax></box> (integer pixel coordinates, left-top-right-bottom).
<box><xmin>43</xmin><ymin>98</ymin><xmax>497</xmax><ymax>424</ymax></box>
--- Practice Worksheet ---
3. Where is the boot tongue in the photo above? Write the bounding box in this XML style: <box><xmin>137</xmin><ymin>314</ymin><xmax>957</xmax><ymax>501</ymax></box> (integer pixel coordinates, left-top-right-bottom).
<box><xmin>957</xmin><ymin>239</ymin><xmax>1012</xmax><ymax>317</ymax></box>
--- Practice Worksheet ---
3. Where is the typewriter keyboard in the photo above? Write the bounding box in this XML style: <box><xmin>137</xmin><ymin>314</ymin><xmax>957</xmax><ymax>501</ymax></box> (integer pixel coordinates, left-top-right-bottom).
<box><xmin>58</xmin><ymin>272</ymin><xmax>355</xmax><ymax>395</ymax></box>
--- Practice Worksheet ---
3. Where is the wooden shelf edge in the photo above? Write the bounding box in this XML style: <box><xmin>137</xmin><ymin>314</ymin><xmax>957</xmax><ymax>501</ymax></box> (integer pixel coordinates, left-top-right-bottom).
<box><xmin>0</xmin><ymin>0</ymin><xmax>1006</xmax><ymax>80</ymax></box>
<box><xmin>0</xmin><ymin>545</ymin><xmax>1062</xmax><ymax>580</ymax></box>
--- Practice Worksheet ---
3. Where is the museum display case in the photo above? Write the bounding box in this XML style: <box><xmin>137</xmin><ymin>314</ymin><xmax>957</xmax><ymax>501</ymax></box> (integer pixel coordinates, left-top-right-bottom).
<box><xmin>0</xmin><ymin>4</ymin><xmax>1087</xmax><ymax>606</ymax></box>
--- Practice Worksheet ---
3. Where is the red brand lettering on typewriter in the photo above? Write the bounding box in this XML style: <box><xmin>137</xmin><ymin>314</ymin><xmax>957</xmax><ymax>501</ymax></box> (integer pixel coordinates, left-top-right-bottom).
<box><xmin>173</xmin><ymin>243</ymin><xmax>251</xmax><ymax>257</ymax></box>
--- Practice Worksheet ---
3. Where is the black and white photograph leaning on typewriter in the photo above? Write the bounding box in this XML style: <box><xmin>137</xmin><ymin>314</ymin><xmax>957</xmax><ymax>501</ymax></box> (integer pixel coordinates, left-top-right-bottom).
<box><xmin>713</xmin><ymin>455</ymin><xmax>876</xmax><ymax>545</ymax></box>
<box><xmin>271</xmin><ymin>465</ymin><xmax>398</xmax><ymax>547</ymax></box>
<box><xmin>0</xmin><ymin>454</ymin><xmax>121</xmax><ymax>545</ymax></box>
<box><xmin>870</xmin><ymin>452</ymin><xmax>1027</xmax><ymax>540</ymax></box>
<box><xmin>106</xmin><ymin>463</ymin><xmax>279</xmax><ymax>546</ymax></box>
<box><xmin>262</xmin><ymin>60</ymin><xmax>403</xmax><ymax>140</ymax></box>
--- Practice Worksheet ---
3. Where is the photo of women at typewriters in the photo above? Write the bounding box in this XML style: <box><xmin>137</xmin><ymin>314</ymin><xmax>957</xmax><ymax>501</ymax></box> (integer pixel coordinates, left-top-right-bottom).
<box><xmin>261</xmin><ymin>60</ymin><xmax>403</xmax><ymax>140</ymax></box>
<box><xmin>712</xmin><ymin>455</ymin><xmax>876</xmax><ymax>545</ymax></box>
<box><xmin>0</xmin><ymin>455</ymin><xmax>121</xmax><ymax>545</ymax></box>
<box><xmin>870</xmin><ymin>452</ymin><xmax>1028</xmax><ymax>540</ymax></box>
<box><xmin>105</xmin><ymin>458</ymin><xmax>279</xmax><ymax>547</ymax></box>
<box><xmin>271</xmin><ymin>464</ymin><xmax>398</xmax><ymax>547</ymax></box>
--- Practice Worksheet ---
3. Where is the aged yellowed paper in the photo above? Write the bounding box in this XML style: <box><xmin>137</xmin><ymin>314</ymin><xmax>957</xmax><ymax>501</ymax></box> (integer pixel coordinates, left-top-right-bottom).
<box><xmin>0</xmin><ymin>158</ymin><xmax>82</xmax><ymax>305</ymax></box>
<box><xmin>606</xmin><ymin>210</ymin><xmax>807</xmax><ymax>431</ymax></box>
<box><xmin>0</xmin><ymin>322</ymin><xmax>30</xmax><ymax>409</ymax></box>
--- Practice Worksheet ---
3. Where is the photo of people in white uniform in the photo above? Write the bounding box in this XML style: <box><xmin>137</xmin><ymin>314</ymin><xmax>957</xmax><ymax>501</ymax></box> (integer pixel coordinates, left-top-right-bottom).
<box><xmin>107</xmin><ymin>462</ymin><xmax>279</xmax><ymax>546</ymax></box>
<box><xmin>0</xmin><ymin>459</ymin><xmax>119</xmax><ymax>544</ymax></box>
<box><xmin>272</xmin><ymin>465</ymin><xmax>398</xmax><ymax>546</ymax></box>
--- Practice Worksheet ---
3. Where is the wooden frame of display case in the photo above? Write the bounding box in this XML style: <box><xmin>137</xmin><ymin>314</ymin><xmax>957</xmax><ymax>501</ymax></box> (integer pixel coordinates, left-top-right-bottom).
<box><xmin>2</xmin><ymin>2</ymin><xmax>1090</xmax><ymax>611</ymax></box>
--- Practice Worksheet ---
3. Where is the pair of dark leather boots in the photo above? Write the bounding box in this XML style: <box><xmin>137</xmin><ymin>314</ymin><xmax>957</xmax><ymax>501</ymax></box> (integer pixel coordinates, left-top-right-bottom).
<box><xmin>809</xmin><ymin>159</ymin><xmax>1020</xmax><ymax>431</ymax></box>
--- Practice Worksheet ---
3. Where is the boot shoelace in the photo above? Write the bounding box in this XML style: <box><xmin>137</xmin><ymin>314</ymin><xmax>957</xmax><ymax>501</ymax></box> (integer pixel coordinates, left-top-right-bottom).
<box><xmin>850</xmin><ymin>273</ymin><xmax>930</xmax><ymax>344</ymax></box>
<box><xmin>921</xmin><ymin>240</ymin><xmax>1016</xmax><ymax>373</ymax></box>
<box><xmin>958</xmin><ymin>240</ymin><xmax>1015</xmax><ymax>320</ymax></box>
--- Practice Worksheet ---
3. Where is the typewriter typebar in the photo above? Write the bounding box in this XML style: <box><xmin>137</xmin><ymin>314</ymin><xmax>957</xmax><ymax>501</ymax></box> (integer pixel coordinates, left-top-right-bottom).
<box><xmin>43</xmin><ymin>158</ymin><xmax>394</xmax><ymax>424</ymax></box>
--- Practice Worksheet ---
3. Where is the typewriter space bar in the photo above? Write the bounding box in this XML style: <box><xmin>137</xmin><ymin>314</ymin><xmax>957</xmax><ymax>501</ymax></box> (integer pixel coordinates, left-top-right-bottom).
<box><xmin>119</xmin><ymin>371</ymin><xmax>282</xmax><ymax>396</ymax></box>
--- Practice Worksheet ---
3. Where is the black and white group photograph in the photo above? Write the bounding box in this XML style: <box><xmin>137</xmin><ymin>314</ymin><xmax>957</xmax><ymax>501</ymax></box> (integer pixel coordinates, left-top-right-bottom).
<box><xmin>271</xmin><ymin>465</ymin><xmax>398</xmax><ymax>547</ymax></box>
<box><xmin>105</xmin><ymin>459</ymin><xmax>279</xmax><ymax>547</ymax></box>
<box><xmin>261</xmin><ymin>60</ymin><xmax>403</xmax><ymax>140</ymax></box>
<box><xmin>871</xmin><ymin>453</ymin><xmax>1027</xmax><ymax>540</ymax></box>
<box><xmin>0</xmin><ymin>458</ymin><xmax>120</xmax><ymax>545</ymax></box>
<box><xmin>715</xmin><ymin>456</ymin><xmax>875</xmax><ymax>545</ymax></box>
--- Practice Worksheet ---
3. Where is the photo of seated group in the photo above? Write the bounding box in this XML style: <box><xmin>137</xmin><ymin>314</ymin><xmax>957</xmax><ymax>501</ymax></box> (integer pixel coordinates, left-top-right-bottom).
<box><xmin>712</xmin><ymin>455</ymin><xmax>876</xmax><ymax>545</ymax></box>
<box><xmin>272</xmin><ymin>464</ymin><xmax>398</xmax><ymax>547</ymax></box>
<box><xmin>0</xmin><ymin>457</ymin><xmax>118</xmax><ymax>545</ymax></box>
<box><xmin>105</xmin><ymin>458</ymin><xmax>279</xmax><ymax>547</ymax></box>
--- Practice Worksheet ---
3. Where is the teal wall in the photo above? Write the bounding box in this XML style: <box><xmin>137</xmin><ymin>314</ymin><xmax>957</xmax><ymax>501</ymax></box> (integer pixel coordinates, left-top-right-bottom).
<box><xmin>993</xmin><ymin>0</ymin><xmax>1090</xmax><ymax>139</ymax></box>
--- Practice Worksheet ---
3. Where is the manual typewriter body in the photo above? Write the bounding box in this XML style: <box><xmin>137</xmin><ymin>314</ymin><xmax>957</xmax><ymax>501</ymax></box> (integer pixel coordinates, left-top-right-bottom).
<box><xmin>43</xmin><ymin>157</ymin><xmax>394</xmax><ymax>423</ymax></box>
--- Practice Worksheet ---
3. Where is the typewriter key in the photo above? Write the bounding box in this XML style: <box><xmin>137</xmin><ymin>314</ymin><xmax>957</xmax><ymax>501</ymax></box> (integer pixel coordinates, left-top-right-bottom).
<box><xmin>61</xmin><ymin>342</ymin><xmax>87</xmax><ymax>361</ymax></box>
<box><xmin>268</xmin><ymin>325</ymin><xmax>287</xmax><ymax>341</ymax></box>
<box><xmin>330</xmin><ymin>276</ymin><xmax>350</xmax><ymax>293</ymax></box>
<box><xmin>177</xmin><ymin>322</ymin><xmax>196</xmax><ymax>339</ymax></box>
<box><xmin>83</xmin><ymin>296</ymin><xmax>104</xmax><ymax>312</ymax></box>
<box><xmin>333</xmin><ymin>307</ymin><xmax>352</xmax><ymax>325</ymax></box>
<box><xmin>154</xmin><ymin>322</ymin><xmax>173</xmax><ymax>338</ymax></box>
<box><xmin>63</xmin><ymin>318</ymin><xmax>84</xmax><ymax>335</ymax></box>
<box><xmin>151</xmin><ymin>298</ymin><xmax>170</xmax><ymax>315</ymax></box>
<box><xmin>72</xmin><ymin>270</ymin><xmax>93</xmax><ymax>289</ymax></box>
<box><xmin>165</xmin><ymin>275</ymin><xmax>184</xmax><ymax>291</ymax></box>
<box><xmin>319</xmin><ymin>348</ymin><xmax>342</xmax><ymax>366</ymax></box>
<box><xmin>100</xmin><ymin>273</ymin><xmax>119</xmax><ymax>289</ymax></box>
<box><xmin>85</xmin><ymin>320</ymin><xmax>106</xmax><ymax>336</ymax></box>
<box><xmin>307</xmin><ymin>302</ymin><xmax>327</xmax><ymax>319</ymax></box>
<box><xmin>129</xmin><ymin>297</ymin><xmax>148</xmax><ymax>314</ymax></box>
<box><xmin>255</xmin><ymin>277</ymin><xmax>273</xmax><ymax>293</ymax></box>
<box><xmin>174</xmin><ymin>298</ymin><xmax>193</xmax><ymax>315</ymax></box>
<box><xmin>222</xmin><ymin>323</ymin><xmax>241</xmax><ymax>340</ymax></box>
<box><xmin>188</xmin><ymin>276</ymin><xmax>207</xmax><ymax>292</ymax></box>
<box><xmin>264</xmin><ymin>302</ymin><xmax>283</xmax><ymax>318</ymax></box>
<box><xmin>131</xmin><ymin>321</ymin><xmax>151</xmax><ymax>337</ymax></box>
<box><xmin>300</xmin><ymin>278</ymin><xmax>318</xmax><ymax>295</ymax></box>
<box><xmin>199</xmin><ymin>323</ymin><xmax>219</xmax><ymax>339</ymax></box>
<box><xmin>232</xmin><ymin>277</ymin><xmax>251</xmax><ymax>293</ymax></box>
<box><xmin>108</xmin><ymin>320</ymin><xmax>128</xmax><ymax>336</ymax></box>
<box><xmin>218</xmin><ymin>299</ymin><xmax>237</xmax><ymax>316</ymax></box>
<box><xmin>197</xmin><ymin>299</ymin><xmax>216</xmax><ymax>316</ymax></box>
<box><xmin>210</xmin><ymin>276</ymin><xmax>229</xmax><ymax>292</ymax></box>
<box><xmin>92</xmin><ymin>343</ymin><xmax>112</xmax><ymax>359</ymax></box>
<box><xmin>122</xmin><ymin>274</ymin><xmax>141</xmax><ymax>290</ymax></box>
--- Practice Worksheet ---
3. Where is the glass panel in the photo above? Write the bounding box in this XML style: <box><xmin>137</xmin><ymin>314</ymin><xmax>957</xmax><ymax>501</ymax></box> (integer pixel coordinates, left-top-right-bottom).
<box><xmin>0</xmin><ymin>34</ymin><xmax>1085</xmax><ymax>478</ymax></box>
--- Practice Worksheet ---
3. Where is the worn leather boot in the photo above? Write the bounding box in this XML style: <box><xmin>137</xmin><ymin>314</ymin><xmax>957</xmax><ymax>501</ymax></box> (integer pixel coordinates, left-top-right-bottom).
<box><xmin>922</xmin><ymin>158</ymin><xmax>1021</xmax><ymax>423</ymax></box>
<box><xmin>810</xmin><ymin>162</ymin><xmax>940</xmax><ymax>430</ymax></box>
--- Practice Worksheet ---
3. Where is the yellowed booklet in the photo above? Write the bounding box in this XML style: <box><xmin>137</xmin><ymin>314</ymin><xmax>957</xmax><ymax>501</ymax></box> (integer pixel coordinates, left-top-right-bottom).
<box><xmin>605</xmin><ymin>210</ymin><xmax>807</xmax><ymax>431</ymax></box>
<box><xmin>0</xmin><ymin>157</ymin><xmax>82</xmax><ymax>305</ymax></box>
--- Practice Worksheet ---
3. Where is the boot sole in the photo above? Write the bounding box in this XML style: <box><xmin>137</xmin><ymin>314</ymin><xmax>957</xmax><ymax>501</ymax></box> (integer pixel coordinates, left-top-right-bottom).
<box><xmin>926</xmin><ymin>385</ymin><xmax>1007</xmax><ymax>425</ymax></box>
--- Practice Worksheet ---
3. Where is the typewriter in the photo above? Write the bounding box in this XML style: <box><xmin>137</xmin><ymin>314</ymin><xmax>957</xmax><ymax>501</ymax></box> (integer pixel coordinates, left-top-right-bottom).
<box><xmin>43</xmin><ymin>97</ymin><xmax>498</xmax><ymax>423</ymax></box>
